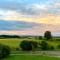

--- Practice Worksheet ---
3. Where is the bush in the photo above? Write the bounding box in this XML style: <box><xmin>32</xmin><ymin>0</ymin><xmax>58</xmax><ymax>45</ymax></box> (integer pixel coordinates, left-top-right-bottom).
<box><xmin>20</xmin><ymin>40</ymin><xmax>38</xmax><ymax>51</ymax></box>
<box><xmin>0</xmin><ymin>44</ymin><xmax>11</xmax><ymax>58</ymax></box>
<box><xmin>40</xmin><ymin>41</ymin><xmax>50</xmax><ymax>50</ymax></box>
<box><xmin>30</xmin><ymin>41</ymin><xmax>38</xmax><ymax>48</ymax></box>
<box><xmin>50</xmin><ymin>46</ymin><xmax>54</xmax><ymax>50</ymax></box>
<box><xmin>40</xmin><ymin>41</ymin><xmax>54</xmax><ymax>50</ymax></box>
<box><xmin>57</xmin><ymin>45</ymin><xmax>60</xmax><ymax>49</ymax></box>
<box><xmin>30</xmin><ymin>41</ymin><xmax>38</xmax><ymax>51</ymax></box>
<box><xmin>20</xmin><ymin>40</ymin><xmax>32</xmax><ymax>51</ymax></box>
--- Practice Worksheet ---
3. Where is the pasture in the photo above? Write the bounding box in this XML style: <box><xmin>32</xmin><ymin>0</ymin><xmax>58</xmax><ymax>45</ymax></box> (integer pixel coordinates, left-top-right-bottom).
<box><xmin>0</xmin><ymin>38</ymin><xmax>60</xmax><ymax>60</ymax></box>
<box><xmin>0</xmin><ymin>38</ymin><xmax>60</xmax><ymax>50</ymax></box>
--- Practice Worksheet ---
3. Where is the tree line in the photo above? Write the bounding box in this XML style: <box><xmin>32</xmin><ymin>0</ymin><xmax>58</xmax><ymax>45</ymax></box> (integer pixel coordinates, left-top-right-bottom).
<box><xmin>0</xmin><ymin>31</ymin><xmax>52</xmax><ymax>39</ymax></box>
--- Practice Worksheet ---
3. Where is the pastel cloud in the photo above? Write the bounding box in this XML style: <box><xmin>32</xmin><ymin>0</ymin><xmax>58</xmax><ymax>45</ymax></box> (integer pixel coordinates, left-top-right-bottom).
<box><xmin>0</xmin><ymin>0</ymin><xmax>60</xmax><ymax>16</ymax></box>
<box><xmin>0</xmin><ymin>0</ymin><xmax>60</xmax><ymax>35</ymax></box>
<box><xmin>0</xmin><ymin>0</ymin><xmax>60</xmax><ymax>19</ymax></box>
<box><xmin>0</xmin><ymin>23</ymin><xmax>60</xmax><ymax>36</ymax></box>
<box><xmin>0</xmin><ymin>20</ymin><xmax>40</xmax><ymax>30</ymax></box>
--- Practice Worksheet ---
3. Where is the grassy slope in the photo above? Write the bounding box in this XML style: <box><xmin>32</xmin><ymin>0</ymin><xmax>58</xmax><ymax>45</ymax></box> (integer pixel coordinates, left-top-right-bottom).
<box><xmin>0</xmin><ymin>38</ymin><xmax>21</xmax><ymax>47</ymax></box>
<box><xmin>0</xmin><ymin>38</ymin><xmax>41</xmax><ymax>48</ymax></box>
<box><xmin>3</xmin><ymin>55</ymin><xmax>60</xmax><ymax>60</ymax></box>
<box><xmin>0</xmin><ymin>38</ymin><xmax>60</xmax><ymax>50</ymax></box>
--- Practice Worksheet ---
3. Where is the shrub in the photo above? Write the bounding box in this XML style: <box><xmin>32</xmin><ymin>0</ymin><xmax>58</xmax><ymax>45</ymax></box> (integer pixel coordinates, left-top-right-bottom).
<box><xmin>0</xmin><ymin>44</ymin><xmax>11</xmax><ymax>58</ymax></box>
<box><xmin>20</xmin><ymin>40</ymin><xmax>32</xmax><ymax>51</ymax></box>
<box><xmin>57</xmin><ymin>45</ymin><xmax>60</xmax><ymax>49</ymax></box>
<box><xmin>30</xmin><ymin>41</ymin><xmax>38</xmax><ymax>51</ymax></box>
<box><xmin>50</xmin><ymin>46</ymin><xmax>54</xmax><ymax>50</ymax></box>
<box><xmin>20</xmin><ymin>40</ymin><xmax>38</xmax><ymax>51</ymax></box>
<box><xmin>40</xmin><ymin>41</ymin><xmax>54</xmax><ymax>50</ymax></box>
<box><xmin>30</xmin><ymin>41</ymin><xmax>38</xmax><ymax>48</ymax></box>
<box><xmin>40</xmin><ymin>41</ymin><xmax>50</xmax><ymax>50</ymax></box>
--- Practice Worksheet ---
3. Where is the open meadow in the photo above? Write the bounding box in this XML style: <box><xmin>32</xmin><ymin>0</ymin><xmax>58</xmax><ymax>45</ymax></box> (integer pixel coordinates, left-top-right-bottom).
<box><xmin>0</xmin><ymin>38</ymin><xmax>60</xmax><ymax>50</ymax></box>
<box><xmin>0</xmin><ymin>38</ymin><xmax>60</xmax><ymax>60</ymax></box>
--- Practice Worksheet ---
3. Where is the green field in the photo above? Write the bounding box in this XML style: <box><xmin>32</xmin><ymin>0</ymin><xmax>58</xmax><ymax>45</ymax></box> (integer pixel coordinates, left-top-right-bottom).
<box><xmin>0</xmin><ymin>38</ymin><xmax>42</xmax><ymax>48</ymax></box>
<box><xmin>0</xmin><ymin>38</ymin><xmax>60</xmax><ymax>60</ymax></box>
<box><xmin>0</xmin><ymin>38</ymin><xmax>21</xmax><ymax>48</ymax></box>
<box><xmin>0</xmin><ymin>38</ymin><xmax>60</xmax><ymax>50</ymax></box>
<box><xmin>0</xmin><ymin>38</ymin><xmax>35</xmax><ymax>47</ymax></box>
<box><xmin>3</xmin><ymin>55</ymin><xmax>60</xmax><ymax>60</ymax></box>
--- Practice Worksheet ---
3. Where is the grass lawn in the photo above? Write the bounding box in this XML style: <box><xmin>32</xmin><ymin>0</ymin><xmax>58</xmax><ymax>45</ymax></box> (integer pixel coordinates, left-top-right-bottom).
<box><xmin>3</xmin><ymin>55</ymin><xmax>60</xmax><ymax>60</ymax></box>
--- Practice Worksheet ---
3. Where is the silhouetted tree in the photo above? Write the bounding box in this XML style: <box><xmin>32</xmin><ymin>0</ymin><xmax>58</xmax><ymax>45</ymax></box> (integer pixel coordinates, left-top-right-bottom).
<box><xmin>44</xmin><ymin>31</ymin><xmax>52</xmax><ymax>40</ymax></box>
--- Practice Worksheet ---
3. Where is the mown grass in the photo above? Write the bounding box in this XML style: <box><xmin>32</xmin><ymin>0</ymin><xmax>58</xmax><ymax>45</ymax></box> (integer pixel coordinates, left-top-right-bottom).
<box><xmin>3</xmin><ymin>55</ymin><xmax>60</xmax><ymax>60</ymax></box>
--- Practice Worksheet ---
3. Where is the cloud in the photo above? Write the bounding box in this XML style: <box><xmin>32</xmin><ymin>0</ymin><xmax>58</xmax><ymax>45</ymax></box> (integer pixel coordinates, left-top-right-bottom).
<box><xmin>0</xmin><ymin>9</ymin><xmax>60</xmax><ymax>25</ymax></box>
<box><xmin>0</xmin><ymin>0</ymin><xmax>60</xmax><ymax>16</ymax></box>
<box><xmin>0</xmin><ymin>20</ymin><xmax>40</xmax><ymax>30</ymax></box>
<box><xmin>0</xmin><ymin>0</ymin><xmax>60</xmax><ymax>36</ymax></box>
<box><xmin>18</xmin><ymin>4</ymin><xmax>48</xmax><ymax>16</ymax></box>
<box><xmin>0</xmin><ymin>24</ymin><xmax>60</xmax><ymax>36</ymax></box>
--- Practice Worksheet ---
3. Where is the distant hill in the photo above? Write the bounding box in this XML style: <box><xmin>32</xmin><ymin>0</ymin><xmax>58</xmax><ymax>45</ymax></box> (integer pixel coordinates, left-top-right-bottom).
<box><xmin>0</xmin><ymin>35</ymin><xmax>20</xmax><ymax>38</ymax></box>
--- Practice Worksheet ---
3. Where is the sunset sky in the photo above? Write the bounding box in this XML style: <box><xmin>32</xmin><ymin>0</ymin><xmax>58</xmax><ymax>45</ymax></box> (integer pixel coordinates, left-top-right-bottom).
<box><xmin>0</xmin><ymin>0</ymin><xmax>60</xmax><ymax>36</ymax></box>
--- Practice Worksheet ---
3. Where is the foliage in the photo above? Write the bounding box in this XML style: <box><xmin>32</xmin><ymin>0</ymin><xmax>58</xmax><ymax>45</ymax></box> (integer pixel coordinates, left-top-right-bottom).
<box><xmin>40</xmin><ymin>41</ymin><xmax>49</xmax><ymax>50</ymax></box>
<box><xmin>50</xmin><ymin>46</ymin><xmax>54</xmax><ymax>50</ymax></box>
<box><xmin>44</xmin><ymin>31</ymin><xmax>52</xmax><ymax>40</ymax></box>
<box><xmin>57</xmin><ymin>45</ymin><xmax>60</xmax><ymax>49</ymax></box>
<box><xmin>0</xmin><ymin>35</ymin><xmax>20</xmax><ymax>38</ymax></box>
<box><xmin>30</xmin><ymin>41</ymin><xmax>38</xmax><ymax>48</ymax></box>
<box><xmin>20</xmin><ymin>40</ymin><xmax>38</xmax><ymax>51</ymax></box>
<box><xmin>20</xmin><ymin>40</ymin><xmax>32</xmax><ymax>51</ymax></box>
<box><xmin>40</xmin><ymin>41</ymin><xmax>54</xmax><ymax>50</ymax></box>
<box><xmin>0</xmin><ymin>44</ymin><xmax>11</xmax><ymax>58</ymax></box>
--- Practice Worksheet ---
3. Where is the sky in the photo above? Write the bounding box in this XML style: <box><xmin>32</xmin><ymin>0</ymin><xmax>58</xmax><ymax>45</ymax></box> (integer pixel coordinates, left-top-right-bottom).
<box><xmin>0</xmin><ymin>0</ymin><xmax>60</xmax><ymax>36</ymax></box>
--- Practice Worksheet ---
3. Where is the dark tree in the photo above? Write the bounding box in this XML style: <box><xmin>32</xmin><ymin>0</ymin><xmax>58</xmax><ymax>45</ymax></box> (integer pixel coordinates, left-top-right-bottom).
<box><xmin>20</xmin><ymin>40</ymin><xmax>38</xmax><ymax>51</ymax></box>
<box><xmin>44</xmin><ymin>31</ymin><xmax>52</xmax><ymax>40</ymax></box>
<box><xmin>20</xmin><ymin>40</ymin><xmax>32</xmax><ymax>51</ymax></box>
<box><xmin>0</xmin><ymin>44</ymin><xmax>11</xmax><ymax>58</ymax></box>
